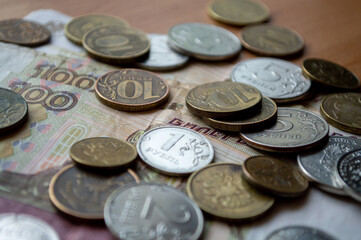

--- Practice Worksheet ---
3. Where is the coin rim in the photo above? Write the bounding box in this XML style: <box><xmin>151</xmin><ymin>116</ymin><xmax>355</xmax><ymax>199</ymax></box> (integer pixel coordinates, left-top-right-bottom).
<box><xmin>265</xmin><ymin>225</ymin><xmax>337</xmax><ymax>240</ymax></box>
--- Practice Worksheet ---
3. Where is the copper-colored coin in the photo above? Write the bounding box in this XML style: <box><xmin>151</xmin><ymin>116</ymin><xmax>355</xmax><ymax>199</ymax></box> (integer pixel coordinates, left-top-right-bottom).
<box><xmin>320</xmin><ymin>93</ymin><xmax>361</xmax><ymax>134</ymax></box>
<box><xmin>186</xmin><ymin>163</ymin><xmax>274</xmax><ymax>220</ymax></box>
<box><xmin>0</xmin><ymin>19</ymin><xmax>50</xmax><ymax>46</ymax></box>
<box><xmin>70</xmin><ymin>137</ymin><xmax>137</xmax><ymax>168</ymax></box>
<box><xmin>95</xmin><ymin>69</ymin><xmax>170</xmax><ymax>111</ymax></box>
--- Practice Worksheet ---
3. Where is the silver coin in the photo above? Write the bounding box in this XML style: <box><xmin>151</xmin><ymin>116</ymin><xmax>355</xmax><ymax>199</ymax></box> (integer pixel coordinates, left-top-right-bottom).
<box><xmin>231</xmin><ymin>58</ymin><xmax>311</xmax><ymax>103</ymax></box>
<box><xmin>265</xmin><ymin>225</ymin><xmax>337</xmax><ymax>240</ymax></box>
<box><xmin>0</xmin><ymin>213</ymin><xmax>59</xmax><ymax>240</ymax></box>
<box><xmin>241</xmin><ymin>108</ymin><xmax>329</xmax><ymax>152</ymax></box>
<box><xmin>168</xmin><ymin>22</ymin><xmax>241</xmax><ymax>60</ymax></box>
<box><xmin>136</xmin><ymin>34</ymin><xmax>189</xmax><ymax>71</ymax></box>
<box><xmin>298</xmin><ymin>136</ymin><xmax>361</xmax><ymax>195</ymax></box>
<box><xmin>137</xmin><ymin>126</ymin><xmax>214</xmax><ymax>175</ymax></box>
<box><xmin>104</xmin><ymin>182</ymin><xmax>204</xmax><ymax>240</ymax></box>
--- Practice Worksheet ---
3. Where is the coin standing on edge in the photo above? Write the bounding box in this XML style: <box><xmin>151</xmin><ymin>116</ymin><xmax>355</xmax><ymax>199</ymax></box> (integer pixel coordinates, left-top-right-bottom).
<box><xmin>265</xmin><ymin>225</ymin><xmax>337</xmax><ymax>240</ymax></box>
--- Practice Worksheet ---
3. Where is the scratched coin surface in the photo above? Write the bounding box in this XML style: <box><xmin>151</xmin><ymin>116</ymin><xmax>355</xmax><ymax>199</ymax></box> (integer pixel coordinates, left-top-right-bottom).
<box><xmin>70</xmin><ymin>137</ymin><xmax>137</xmax><ymax>168</ymax></box>
<box><xmin>186</xmin><ymin>81</ymin><xmax>262</xmax><ymax>118</ymax></box>
<box><xmin>0</xmin><ymin>213</ymin><xmax>59</xmax><ymax>240</ymax></box>
<box><xmin>266</xmin><ymin>226</ymin><xmax>337</xmax><ymax>240</ymax></box>
<box><xmin>320</xmin><ymin>93</ymin><xmax>361</xmax><ymax>134</ymax></box>
<box><xmin>49</xmin><ymin>164</ymin><xmax>139</xmax><ymax>219</ymax></box>
<box><xmin>240</xmin><ymin>24</ymin><xmax>304</xmax><ymax>56</ymax></box>
<box><xmin>231</xmin><ymin>58</ymin><xmax>312</xmax><ymax>103</ymax></box>
<box><xmin>104</xmin><ymin>182</ymin><xmax>204</xmax><ymax>240</ymax></box>
<box><xmin>137</xmin><ymin>126</ymin><xmax>214</xmax><ymax>175</ymax></box>
<box><xmin>95</xmin><ymin>69</ymin><xmax>170</xmax><ymax>111</ymax></box>
<box><xmin>241</xmin><ymin>108</ymin><xmax>329</xmax><ymax>152</ymax></box>
<box><xmin>168</xmin><ymin>22</ymin><xmax>242</xmax><ymax>60</ymax></box>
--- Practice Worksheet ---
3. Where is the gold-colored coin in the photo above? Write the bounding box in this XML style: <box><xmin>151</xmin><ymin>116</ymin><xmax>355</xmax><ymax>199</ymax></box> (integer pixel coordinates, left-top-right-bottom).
<box><xmin>243</xmin><ymin>156</ymin><xmax>309</xmax><ymax>197</ymax></box>
<box><xmin>207</xmin><ymin>0</ymin><xmax>270</xmax><ymax>26</ymax></box>
<box><xmin>186</xmin><ymin>81</ymin><xmax>262</xmax><ymax>118</ymax></box>
<box><xmin>187</xmin><ymin>163</ymin><xmax>274</xmax><ymax>220</ymax></box>
<box><xmin>240</xmin><ymin>24</ymin><xmax>304</xmax><ymax>56</ymax></box>
<box><xmin>302</xmin><ymin>58</ymin><xmax>360</xmax><ymax>90</ymax></box>
<box><xmin>95</xmin><ymin>69</ymin><xmax>170</xmax><ymax>111</ymax></box>
<box><xmin>320</xmin><ymin>93</ymin><xmax>361</xmax><ymax>134</ymax></box>
<box><xmin>83</xmin><ymin>25</ymin><xmax>150</xmax><ymax>63</ymax></box>
<box><xmin>70</xmin><ymin>137</ymin><xmax>137</xmax><ymax>168</ymax></box>
<box><xmin>65</xmin><ymin>14</ymin><xmax>129</xmax><ymax>45</ymax></box>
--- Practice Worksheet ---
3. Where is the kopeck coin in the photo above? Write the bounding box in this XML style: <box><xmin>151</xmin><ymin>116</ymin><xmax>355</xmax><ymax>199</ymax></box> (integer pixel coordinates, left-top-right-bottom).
<box><xmin>187</xmin><ymin>163</ymin><xmax>274</xmax><ymax>220</ymax></box>
<box><xmin>95</xmin><ymin>69</ymin><xmax>170</xmax><ymax>111</ymax></box>
<box><xmin>137</xmin><ymin>126</ymin><xmax>214</xmax><ymax>175</ymax></box>
<box><xmin>241</xmin><ymin>108</ymin><xmax>329</xmax><ymax>152</ymax></box>
<box><xmin>231</xmin><ymin>58</ymin><xmax>311</xmax><ymax>103</ymax></box>
<box><xmin>104</xmin><ymin>182</ymin><xmax>204</xmax><ymax>240</ymax></box>
<box><xmin>265</xmin><ymin>225</ymin><xmax>337</xmax><ymax>240</ymax></box>
<box><xmin>168</xmin><ymin>22</ymin><xmax>241</xmax><ymax>60</ymax></box>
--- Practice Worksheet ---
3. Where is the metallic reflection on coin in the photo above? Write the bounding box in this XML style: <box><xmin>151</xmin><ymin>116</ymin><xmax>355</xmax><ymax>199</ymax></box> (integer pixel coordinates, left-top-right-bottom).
<box><xmin>104</xmin><ymin>182</ymin><xmax>204</xmax><ymax>240</ymax></box>
<box><xmin>265</xmin><ymin>225</ymin><xmax>337</xmax><ymax>240</ymax></box>
<box><xmin>137</xmin><ymin>126</ymin><xmax>214</xmax><ymax>175</ymax></box>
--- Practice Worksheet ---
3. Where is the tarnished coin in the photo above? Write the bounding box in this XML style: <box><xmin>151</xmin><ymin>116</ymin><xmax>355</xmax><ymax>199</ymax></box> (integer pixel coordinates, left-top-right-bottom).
<box><xmin>240</xmin><ymin>24</ymin><xmax>304</xmax><ymax>56</ymax></box>
<box><xmin>104</xmin><ymin>182</ymin><xmax>204</xmax><ymax>240</ymax></box>
<box><xmin>231</xmin><ymin>58</ymin><xmax>311</xmax><ymax>103</ymax></box>
<box><xmin>186</xmin><ymin>81</ymin><xmax>262</xmax><ymax>118</ymax></box>
<box><xmin>265</xmin><ymin>226</ymin><xmax>337</xmax><ymax>240</ymax></box>
<box><xmin>0</xmin><ymin>88</ymin><xmax>28</xmax><ymax>134</ymax></box>
<box><xmin>298</xmin><ymin>136</ymin><xmax>361</xmax><ymax>195</ymax></box>
<box><xmin>136</xmin><ymin>126</ymin><xmax>214</xmax><ymax>175</ymax></box>
<box><xmin>187</xmin><ymin>163</ymin><xmax>274</xmax><ymax>220</ymax></box>
<box><xmin>70</xmin><ymin>137</ymin><xmax>137</xmax><ymax>168</ymax></box>
<box><xmin>302</xmin><ymin>58</ymin><xmax>360</xmax><ymax>90</ymax></box>
<box><xmin>203</xmin><ymin>96</ymin><xmax>277</xmax><ymax>132</ymax></box>
<box><xmin>320</xmin><ymin>93</ymin><xmax>361</xmax><ymax>134</ymax></box>
<box><xmin>65</xmin><ymin>14</ymin><xmax>129</xmax><ymax>45</ymax></box>
<box><xmin>136</xmin><ymin>34</ymin><xmax>189</xmax><ymax>71</ymax></box>
<box><xmin>243</xmin><ymin>156</ymin><xmax>309</xmax><ymax>197</ymax></box>
<box><xmin>49</xmin><ymin>164</ymin><xmax>139</xmax><ymax>219</ymax></box>
<box><xmin>241</xmin><ymin>108</ymin><xmax>329</xmax><ymax>152</ymax></box>
<box><xmin>168</xmin><ymin>22</ymin><xmax>242</xmax><ymax>60</ymax></box>
<box><xmin>95</xmin><ymin>69</ymin><xmax>169</xmax><ymax>111</ymax></box>
<box><xmin>0</xmin><ymin>213</ymin><xmax>59</xmax><ymax>240</ymax></box>
<box><xmin>83</xmin><ymin>25</ymin><xmax>150</xmax><ymax>63</ymax></box>
<box><xmin>207</xmin><ymin>0</ymin><xmax>270</xmax><ymax>26</ymax></box>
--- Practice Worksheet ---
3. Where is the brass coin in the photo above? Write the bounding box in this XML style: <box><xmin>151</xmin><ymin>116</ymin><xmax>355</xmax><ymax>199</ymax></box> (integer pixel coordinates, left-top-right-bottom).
<box><xmin>243</xmin><ymin>156</ymin><xmax>309</xmax><ymax>197</ymax></box>
<box><xmin>207</xmin><ymin>0</ymin><xmax>270</xmax><ymax>26</ymax></box>
<box><xmin>83</xmin><ymin>25</ymin><xmax>150</xmax><ymax>63</ymax></box>
<box><xmin>240</xmin><ymin>24</ymin><xmax>304</xmax><ymax>56</ymax></box>
<box><xmin>203</xmin><ymin>96</ymin><xmax>277</xmax><ymax>132</ymax></box>
<box><xmin>0</xmin><ymin>18</ymin><xmax>50</xmax><ymax>46</ymax></box>
<box><xmin>65</xmin><ymin>14</ymin><xmax>129</xmax><ymax>45</ymax></box>
<box><xmin>186</xmin><ymin>163</ymin><xmax>274</xmax><ymax>220</ymax></box>
<box><xmin>95</xmin><ymin>69</ymin><xmax>170</xmax><ymax>111</ymax></box>
<box><xmin>70</xmin><ymin>137</ymin><xmax>137</xmax><ymax>168</ymax></box>
<box><xmin>49</xmin><ymin>164</ymin><xmax>139</xmax><ymax>219</ymax></box>
<box><xmin>186</xmin><ymin>81</ymin><xmax>262</xmax><ymax>118</ymax></box>
<box><xmin>320</xmin><ymin>93</ymin><xmax>361</xmax><ymax>134</ymax></box>
<box><xmin>302</xmin><ymin>58</ymin><xmax>360</xmax><ymax>90</ymax></box>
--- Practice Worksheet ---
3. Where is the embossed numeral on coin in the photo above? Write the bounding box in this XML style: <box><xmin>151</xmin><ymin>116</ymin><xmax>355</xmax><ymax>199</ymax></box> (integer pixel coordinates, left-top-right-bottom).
<box><xmin>117</xmin><ymin>80</ymin><xmax>160</xmax><ymax>99</ymax></box>
<box><xmin>161</xmin><ymin>133</ymin><xmax>185</xmax><ymax>151</ymax></box>
<box><xmin>265</xmin><ymin>113</ymin><xmax>293</xmax><ymax>132</ymax></box>
<box><xmin>255</xmin><ymin>63</ymin><xmax>289</xmax><ymax>82</ymax></box>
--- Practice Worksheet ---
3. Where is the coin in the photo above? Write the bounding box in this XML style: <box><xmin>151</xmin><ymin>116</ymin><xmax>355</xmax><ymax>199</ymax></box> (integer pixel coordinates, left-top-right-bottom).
<box><xmin>104</xmin><ymin>182</ymin><xmax>204</xmax><ymax>240</ymax></box>
<box><xmin>83</xmin><ymin>25</ymin><xmax>150</xmax><ymax>63</ymax></box>
<box><xmin>95</xmin><ymin>69</ymin><xmax>170</xmax><ymax>111</ymax></box>
<box><xmin>136</xmin><ymin>126</ymin><xmax>214</xmax><ymax>175</ymax></box>
<box><xmin>240</xmin><ymin>24</ymin><xmax>304</xmax><ymax>56</ymax></box>
<box><xmin>241</xmin><ymin>108</ymin><xmax>329</xmax><ymax>152</ymax></box>
<box><xmin>207</xmin><ymin>0</ymin><xmax>270</xmax><ymax>26</ymax></box>
<box><xmin>265</xmin><ymin>226</ymin><xmax>337</xmax><ymax>240</ymax></box>
<box><xmin>186</xmin><ymin>81</ymin><xmax>262</xmax><ymax>118</ymax></box>
<box><xmin>0</xmin><ymin>18</ymin><xmax>50</xmax><ymax>46</ymax></box>
<box><xmin>231</xmin><ymin>58</ymin><xmax>312</xmax><ymax>103</ymax></box>
<box><xmin>0</xmin><ymin>213</ymin><xmax>59</xmax><ymax>240</ymax></box>
<box><xmin>65</xmin><ymin>14</ymin><xmax>129</xmax><ymax>45</ymax></box>
<box><xmin>302</xmin><ymin>58</ymin><xmax>360</xmax><ymax>90</ymax></box>
<box><xmin>70</xmin><ymin>137</ymin><xmax>137</xmax><ymax>168</ymax></box>
<box><xmin>168</xmin><ymin>22</ymin><xmax>241</xmax><ymax>60</ymax></box>
<box><xmin>49</xmin><ymin>164</ymin><xmax>139</xmax><ymax>219</ymax></box>
<box><xmin>320</xmin><ymin>93</ymin><xmax>361</xmax><ymax>134</ymax></box>
<box><xmin>203</xmin><ymin>96</ymin><xmax>277</xmax><ymax>132</ymax></box>
<box><xmin>0</xmin><ymin>88</ymin><xmax>28</xmax><ymax>134</ymax></box>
